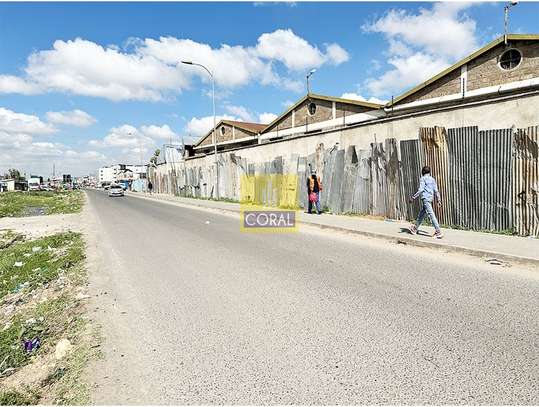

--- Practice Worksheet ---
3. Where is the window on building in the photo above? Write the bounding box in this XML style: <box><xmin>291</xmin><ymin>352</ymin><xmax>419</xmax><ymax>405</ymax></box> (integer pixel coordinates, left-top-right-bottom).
<box><xmin>220</xmin><ymin>126</ymin><xmax>226</xmax><ymax>136</ymax></box>
<box><xmin>499</xmin><ymin>49</ymin><xmax>522</xmax><ymax>70</ymax></box>
<box><xmin>308</xmin><ymin>102</ymin><xmax>317</xmax><ymax>116</ymax></box>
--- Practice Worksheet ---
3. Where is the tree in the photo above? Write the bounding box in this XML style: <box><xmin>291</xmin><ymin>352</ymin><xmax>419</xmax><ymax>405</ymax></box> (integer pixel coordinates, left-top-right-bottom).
<box><xmin>5</xmin><ymin>168</ymin><xmax>23</xmax><ymax>180</ymax></box>
<box><xmin>150</xmin><ymin>149</ymin><xmax>160</xmax><ymax>165</ymax></box>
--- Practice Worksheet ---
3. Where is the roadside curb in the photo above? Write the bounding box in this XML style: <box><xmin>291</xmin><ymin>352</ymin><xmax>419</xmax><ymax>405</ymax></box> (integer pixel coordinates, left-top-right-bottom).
<box><xmin>126</xmin><ymin>192</ymin><xmax>539</xmax><ymax>268</ymax></box>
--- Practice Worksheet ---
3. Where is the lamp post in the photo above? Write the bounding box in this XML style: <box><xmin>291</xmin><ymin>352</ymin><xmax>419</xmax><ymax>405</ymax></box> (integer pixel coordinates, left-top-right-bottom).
<box><xmin>181</xmin><ymin>60</ymin><xmax>219</xmax><ymax>199</ymax></box>
<box><xmin>306</xmin><ymin>68</ymin><xmax>316</xmax><ymax>95</ymax></box>
<box><xmin>504</xmin><ymin>0</ymin><xmax>518</xmax><ymax>44</ymax></box>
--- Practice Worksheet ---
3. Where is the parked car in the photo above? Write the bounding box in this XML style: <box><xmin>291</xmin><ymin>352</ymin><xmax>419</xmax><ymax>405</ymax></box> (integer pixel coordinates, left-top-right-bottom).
<box><xmin>108</xmin><ymin>184</ymin><xmax>124</xmax><ymax>197</ymax></box>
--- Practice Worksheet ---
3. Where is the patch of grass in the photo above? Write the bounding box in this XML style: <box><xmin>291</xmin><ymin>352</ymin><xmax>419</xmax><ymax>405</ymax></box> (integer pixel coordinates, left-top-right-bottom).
<box><xmin>0</xmin><ymin>231</ymin><xmax>93</xmax><ymax>405</ymax></box>
<box><xmin>0</xmin><ymin>294</ymin><xmax>78</xmax><ymax>373</ymax></box>
<box><xmin>0</xmin><ymin>230</ymin><xmax>24</xmax><ymax>249</ymax></box>
<box><xmin>0</xmin><ymin>388</ymin><xmax>39</xmax><ymax>405</ymax></box>
<box><xmin>50</xmin><ymin>323</ymin><xmax>101</xmax><ymax>405</ymax></box>
<box><xmin>0</xmin><ymin>232</ymin><xmax>84</xmax><ymax>298</ymax></box>
<box><xmin>0</xmin><ymin>191</ymin><xmax>83</xmax><ymax>217</ymax></box>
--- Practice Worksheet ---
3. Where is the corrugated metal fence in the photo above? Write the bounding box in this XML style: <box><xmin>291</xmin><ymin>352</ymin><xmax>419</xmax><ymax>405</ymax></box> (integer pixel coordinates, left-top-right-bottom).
<box><xmin>152</xmin><ymin>125</ymin><xmax>539</xmax><ymax>237</ymax></box>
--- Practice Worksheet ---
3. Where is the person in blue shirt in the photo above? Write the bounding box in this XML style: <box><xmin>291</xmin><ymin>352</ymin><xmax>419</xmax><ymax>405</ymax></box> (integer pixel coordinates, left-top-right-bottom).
<box><xmin>408</xmin><ymin>166</ymin><xmax>444</xmax><ymax>239</ymax></box>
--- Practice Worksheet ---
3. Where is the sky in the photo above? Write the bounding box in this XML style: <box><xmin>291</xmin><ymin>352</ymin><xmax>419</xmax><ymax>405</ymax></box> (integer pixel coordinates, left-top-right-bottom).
<box><xmin>1</xmin><ymin>1</ymin><xmax>538</xmax><ymax>177</ymax></box>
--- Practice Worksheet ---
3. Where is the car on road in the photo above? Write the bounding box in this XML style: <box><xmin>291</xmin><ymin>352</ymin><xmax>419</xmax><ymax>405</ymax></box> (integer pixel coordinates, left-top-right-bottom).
<box><xmin>108</xmin><ymin>184</ymin><xmax>124</xmax><ymax>197</ymax></box>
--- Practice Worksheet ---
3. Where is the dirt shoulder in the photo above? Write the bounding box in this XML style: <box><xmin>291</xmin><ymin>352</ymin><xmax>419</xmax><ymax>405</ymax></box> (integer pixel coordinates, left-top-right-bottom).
<box><xmin>0</xmin><ymin>192</ymin><xmax>100</xmax><ymax>405</ymax></box>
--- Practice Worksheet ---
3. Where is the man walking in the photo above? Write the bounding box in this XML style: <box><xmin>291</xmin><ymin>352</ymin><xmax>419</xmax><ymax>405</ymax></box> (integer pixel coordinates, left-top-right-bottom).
<box><xmin>148</xmin><ymin>180</ymin><xmax>153</xmax><ymax>195</ymax></box>
<box><xmin>409</xmin><ymin>166</ymin><xmax>444</xmax><ymax>239</ymax></box>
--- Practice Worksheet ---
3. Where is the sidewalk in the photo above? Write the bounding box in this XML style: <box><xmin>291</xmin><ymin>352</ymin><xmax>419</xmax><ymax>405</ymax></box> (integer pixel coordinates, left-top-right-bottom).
<box><xmin>127</xmin><ymin>191</ymin><xmax>539</xmax><ymax>267</ymax></box>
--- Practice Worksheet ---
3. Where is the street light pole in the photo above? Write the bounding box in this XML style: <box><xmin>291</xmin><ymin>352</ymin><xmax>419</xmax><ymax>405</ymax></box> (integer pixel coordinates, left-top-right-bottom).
<box><xmin>504</xmin><ymin>0</ymin><xmax>518</xmax><ymax>45</ymax></box>
<box><xmin>181</xmin><ymin>60</ymin><xmax>219</xmax><ymax>200</ymax></box>
<box><xmin>306</xmin><ymin>68</ymin><xmax>316</xmax><ymax>95</ymax></box>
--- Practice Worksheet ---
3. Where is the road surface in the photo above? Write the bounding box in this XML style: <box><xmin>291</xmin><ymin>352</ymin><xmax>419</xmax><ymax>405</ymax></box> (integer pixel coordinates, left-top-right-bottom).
<box><xmin>84</xmin><ymin>189</ymin><xmax>539</xmax><ymax>404</ymax></box>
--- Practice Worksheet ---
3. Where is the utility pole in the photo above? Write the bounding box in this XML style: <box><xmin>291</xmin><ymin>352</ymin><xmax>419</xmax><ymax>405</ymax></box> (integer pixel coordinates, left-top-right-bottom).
<box><xmin>504</xmin><ymin>0</ymin><xmax>518</xmax><ymax>44</ymax></box>
<box><xmin>306</xmin><ymin>68</ymin><xmax>316</xmax><ymax>95</ymax></box>
<box><xmin>181</xmin><ymin>60</ymin><xmax>219</xmax><ymax>199</ymax></box>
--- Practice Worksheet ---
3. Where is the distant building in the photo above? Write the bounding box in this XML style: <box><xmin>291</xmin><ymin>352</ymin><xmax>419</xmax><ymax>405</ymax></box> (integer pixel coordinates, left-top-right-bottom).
<box><xmin>98</xmin><ymin>164</ymin><xmax>147</xmax><ymax>186</ymax></box>
<box><xmin>0</xmin><ymin>179</ymin><xmax>27</xmax><ymax>192</ymax></box>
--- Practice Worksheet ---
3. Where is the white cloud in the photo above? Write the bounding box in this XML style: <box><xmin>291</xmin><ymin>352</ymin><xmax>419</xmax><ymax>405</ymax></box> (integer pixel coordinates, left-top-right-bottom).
<box><xmin>0</xmin><ymin>107</ymin><xmax>56</xmax><ymax>135</ymax></box>
<box><xmin>340</xmin><ymin>93</ymin><xmax>388</xmax><ymax>105</ymax></box>
<box><xmin>0</xmin><ymin>31</ymin><xmax>349</xmax><ymax>101</ymax></box>
<box><xmin>364</xmin><ymin>53</ymin><xmax>449</xmax><ymax>97</ymax></box>
<box><xmin>324</xmin><ymin>43</ymin><xmax>350</xmax><ymax>65</ymax></box>
<box><xmin>362</xmin><ymin>2</ymin><xmax>479</xmax><ymax>98</ymax></box>
<box><xmin>0</xmin><ymin>107</ymin><xmax>105</xmax><ymax>177</ymax></box>
<box><xmin>256</xmin><ymin>29</ymin><xmax>349</xmax><ymax>71</ymax></box>
<box><xmin>363</xmin><ymin>3</ymin><xmax>478</xmax><ymax>59</ymax></box>
<box><xmin>140</xmin><ymin>124</ymin><xmax>177</xmax><ymax>141</ymax></box>
<box><xmin>25</xmin><ymin>38</ymin><xmax>188</xmax><ymax>101</ymax></box>
<box><xmin>225</xmin><ymin>105</ymin><xmax>255</xmax><ymax>122</ymax></box>
<box><xmin>0</xmin><ymin>75</ymin><xmax>40</xmax><ymax>95</ymax></box>
<box><xmin>258</xmin><ymin>112</ymin><xmax>278</xmax><ymax>124</ymax></box>
<box><xmin>88</xmin><ymin>123</ymin><xmax>179</xmax><ymax>166</ymax></box>
<box><xmin>185</xmin><ymin>114</ymin><xmax>239</xmax><ymax>138</ymax></box>
<box><xmin>256</xmin><ymin>29</ymin><xmax>324</xmax><ymax>71</ymax></box>
<box><xmin>45</xmin><ymin>109</ymin><xmax>96</xmax><ymax>127</ymax></box>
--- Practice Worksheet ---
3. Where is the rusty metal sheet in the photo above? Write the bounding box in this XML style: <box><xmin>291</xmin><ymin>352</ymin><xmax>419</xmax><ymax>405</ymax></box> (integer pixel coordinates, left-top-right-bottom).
<box><xmin>328</xmin><ymin>149</ymin><xmax>345</xmax><ymax>213</ymax></box>
<box><xmin>400</xmin><ymin>139</ymin><xmax>421</xmax><ymax>221</ymax></box>
<box><xmin>341</xmin><ymin>146</ymin><xmax>358</xmax><ymax>214</ymax></box>
<box><xmin>351</xmin><ymin>149</ymin><xmax>372</xmax><ymax>214</ymax></box>
<box><xmin>513</xmin><ymin>126</ymin><xmax>539</xmax><ymax>237</ymax></box>
<box><xmin>370</xmin><ymin>142</ymin><xmax>388</xmax><ymax>217</ymax></box>
<box><xmin>385</xmin><ymin>138</ymin><xmax>404</xmax><ymax>220</ymax></box>
<box><xmin>419</xmin><ymin>126</ymin><xmax>453</xmax><ymax>226</ymax></box>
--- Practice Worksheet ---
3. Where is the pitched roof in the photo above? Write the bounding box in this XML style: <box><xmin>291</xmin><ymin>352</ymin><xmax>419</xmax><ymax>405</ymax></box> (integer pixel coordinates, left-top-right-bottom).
<box><xmin>221</xmin><ymin>120</ymin><xmax>267</xmax><ymax>134</ymax></box>
<box><xmin>387</xmin><ymin>34</ymin><xmax>539</xmax><ymax>107</ymax></box>
<box><xmin>262</xmin><ymin>93</ymin><xmax>383</xmax><ymax>133</ymax></box>
<box><xmin>194</xmin><ymin>119</ymin><xmax>266</xmax><ymax>147</ymax></box>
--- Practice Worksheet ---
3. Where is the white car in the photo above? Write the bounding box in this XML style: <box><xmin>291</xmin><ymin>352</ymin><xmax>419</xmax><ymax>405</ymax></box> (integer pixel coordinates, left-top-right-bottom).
<box><xmin>108</xmin><ymin>185</ymin><xmax>124</xmax><ymax>197</ymax></box>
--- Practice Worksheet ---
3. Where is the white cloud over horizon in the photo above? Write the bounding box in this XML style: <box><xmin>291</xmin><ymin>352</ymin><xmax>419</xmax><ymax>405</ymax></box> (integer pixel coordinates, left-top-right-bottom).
<box><xmin>0</xmin><ymin>106</ymin><xmax>105</xmax><ymax>177</ymax></box>
<box><xmin>0</xmin><ymin>29</ymin><xmax>350</xmax><ymax>101</ymax></box>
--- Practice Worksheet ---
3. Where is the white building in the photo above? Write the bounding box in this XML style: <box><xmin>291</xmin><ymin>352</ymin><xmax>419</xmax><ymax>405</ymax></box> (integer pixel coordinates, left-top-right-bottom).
<box><xmin>98</xmin><ymin>164</ymin><xmax>147</xmax><ymax>186</ymax></box>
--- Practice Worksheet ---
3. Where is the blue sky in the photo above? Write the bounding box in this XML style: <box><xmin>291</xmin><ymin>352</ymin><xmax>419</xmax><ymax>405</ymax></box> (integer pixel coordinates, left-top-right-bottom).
<box><xmin>1</xmin><ymin>1</ymin><xmax>538</xmax><ymax>176</ymax></box>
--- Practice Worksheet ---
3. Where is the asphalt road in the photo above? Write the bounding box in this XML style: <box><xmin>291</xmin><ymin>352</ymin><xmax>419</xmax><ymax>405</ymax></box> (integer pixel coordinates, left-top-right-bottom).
<box><xmin>85</xmin><ymin>189</ymin><xmax>539</xmax><ymax>405</ymax></box>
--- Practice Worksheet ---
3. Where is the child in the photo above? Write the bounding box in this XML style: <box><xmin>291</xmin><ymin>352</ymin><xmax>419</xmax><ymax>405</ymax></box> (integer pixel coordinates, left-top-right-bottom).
<box><xmin>409</xmin><ymin>166</ymin><xmax>444</xmax><ymax>239</ymax></box>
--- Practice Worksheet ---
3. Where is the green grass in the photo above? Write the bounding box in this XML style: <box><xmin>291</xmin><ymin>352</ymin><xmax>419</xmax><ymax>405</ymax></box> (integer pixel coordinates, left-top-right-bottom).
<box><xmin>0</xmin><ymin>232</ymin><xmax>84</xmax><ymax>298</ymax></box>
<box><xmin>0</xmin><ymin>389</ymin><xmax>39</xmax><ymax>405</ymax></box>
<box><xmin>0</xmin><ymin>231</ymin><xmax>91</xmax><ymax>404</ymax></box>
<box><xmin>0</xmin><ymin>191</ymin><xmax>83</xmax><ymax>217</ymax></box>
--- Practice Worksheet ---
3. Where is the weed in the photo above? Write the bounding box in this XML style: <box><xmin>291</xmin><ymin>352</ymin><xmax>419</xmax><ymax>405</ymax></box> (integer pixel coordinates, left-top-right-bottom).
<box><xmin>0</xmin><ymin>388</ymin><xmax>39</xmax><ymax>405</ymax></box>
<box><xmin>0</xmin><ymin>232</ymin><xmax>84</xmax><ymax>298</ymax></box>
<box><xmin>0</xmin><ymin>191</ymin><xmax>83</xmax><ymax>218</ymax></box>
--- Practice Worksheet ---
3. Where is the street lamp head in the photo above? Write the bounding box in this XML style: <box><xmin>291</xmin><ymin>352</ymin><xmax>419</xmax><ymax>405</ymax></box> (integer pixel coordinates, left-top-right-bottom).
<box><xmin>309</xmin><ymin>69</ymin><xmax>317</xmax><ymax>75</ymax></box>
<box><xmin>181</xmin><ymin>60</ymin><xmax>193</xmax><ymax>65</ymax></box>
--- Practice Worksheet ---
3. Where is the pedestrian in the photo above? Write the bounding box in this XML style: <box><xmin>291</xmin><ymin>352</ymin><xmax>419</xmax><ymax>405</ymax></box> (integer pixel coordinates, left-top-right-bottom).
<box><xmin>408</xmin><ymin>166</ymin><xmax>443</xmax><ymax>239</ymax></box>
<box><xmin>307</xmin><ymin>173</ymin><xmax>322</xmax><ymax>215</ymax></box>
<box><xmin>148</xmin><ymin>180</ymin><xmax>153</xmax><ymax>195</ymax></box>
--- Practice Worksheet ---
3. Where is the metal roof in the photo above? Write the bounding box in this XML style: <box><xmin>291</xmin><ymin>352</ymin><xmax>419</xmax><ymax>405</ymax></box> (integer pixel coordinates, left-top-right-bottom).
<box><xmin>261</xmin><ymin>93</ymin><xmax>383</xmax><ymax>134</ymax></box>
<box><xmin>194</xmin><ymin>120</ymin><xmax>266</xmax><ymax>147</ymax></box>
<box><xmin>387</xmin><ymin>34</ymin><xmax>539</xmax><ymax>107</ymax></box>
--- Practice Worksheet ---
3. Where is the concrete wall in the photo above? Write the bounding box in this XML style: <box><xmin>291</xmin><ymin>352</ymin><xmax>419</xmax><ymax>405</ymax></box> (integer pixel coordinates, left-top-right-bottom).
<box><xmin>150</xmin><ymin>93</ymin><xmax>539</xmax><ymax>236</ymax></box>
<box><xmin>185</xmin><ymin>93</ymin><xmax>539</xmax><ymax>169</ymax></box>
